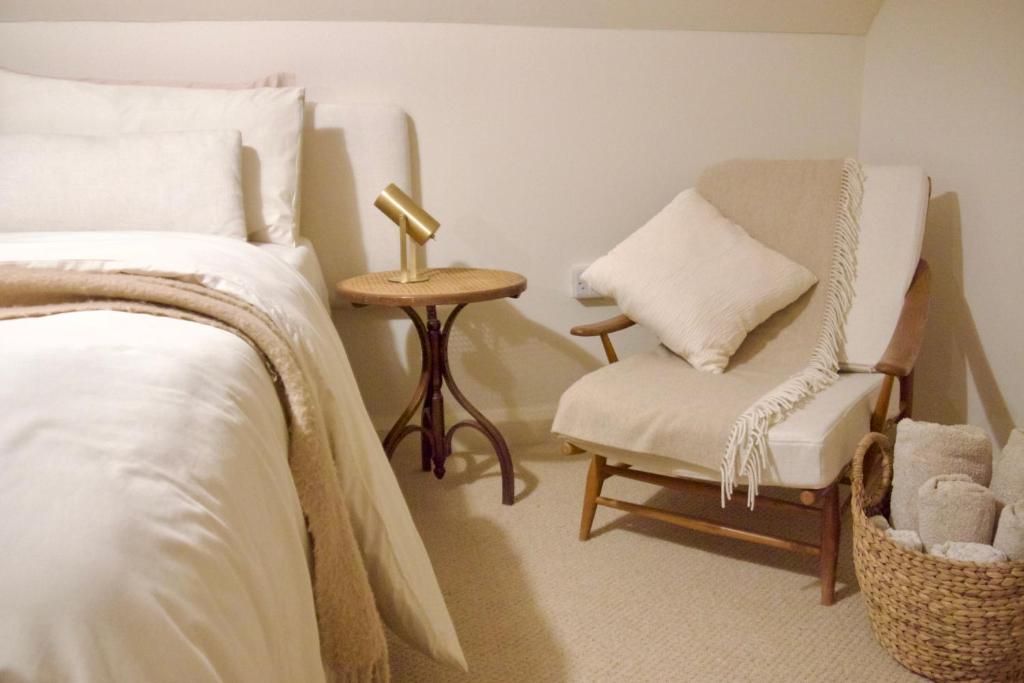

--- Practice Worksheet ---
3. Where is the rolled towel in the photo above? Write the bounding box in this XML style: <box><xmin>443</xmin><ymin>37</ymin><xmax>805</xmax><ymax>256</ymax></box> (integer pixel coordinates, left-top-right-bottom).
<box><xmin>868</xmin><ymin>515</ymin><xmax>891</xmax><ymax>531</ymax></box>
<box><xmin>992</xmin><ymin>428</ymin><xmax>1024</xmax><ymax>508</ymax></box>
<box><xmin>890</xmin><ymin>420</ymin><xmax>992</xmax><ymax>530</ymax></box>
<box><xmin>993</xmin><ymin>501</ymin><xmax>1024</xmax><ymax>561</ymax></box>
<box><xmin>928</xmin><ymin>541</ymin><xmax>1008</xmax><ymax>564</ymax></box>
<box><xmin>885</xmin><ymin>528</ymin><xmax>924</xmax><ymax>552</ymax></box>
<box><xmin>917</xmin><ymin>474</ymin><xmax>998</xmax><ymax>547</ymax></box>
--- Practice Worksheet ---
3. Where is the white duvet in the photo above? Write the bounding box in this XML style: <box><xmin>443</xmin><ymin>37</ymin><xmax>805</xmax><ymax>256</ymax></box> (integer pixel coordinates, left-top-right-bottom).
<box><xmin>0</xmin><ymin>232</ymin><xmax>465</xmax><ymax>681</ymax></box>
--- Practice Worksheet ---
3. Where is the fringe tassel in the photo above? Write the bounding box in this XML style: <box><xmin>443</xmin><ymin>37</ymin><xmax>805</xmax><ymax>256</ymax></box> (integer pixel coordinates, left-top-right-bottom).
<box><xmin>720</xmin><ymin>160</ymin><xmax>865</xmax><ymax>509</ymax></box>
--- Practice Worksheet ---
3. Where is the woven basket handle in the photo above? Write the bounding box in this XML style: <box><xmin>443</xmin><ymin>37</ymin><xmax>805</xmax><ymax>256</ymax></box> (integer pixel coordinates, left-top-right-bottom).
<box><xmin>851</xmin><ymin>432</ymin><xmax>893</xmax><ymax>512</ymax></box>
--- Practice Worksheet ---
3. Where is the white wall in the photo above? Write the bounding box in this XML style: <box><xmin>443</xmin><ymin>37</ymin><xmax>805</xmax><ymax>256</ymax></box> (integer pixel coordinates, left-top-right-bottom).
<box><xmin>0</xmin><ymin>22</ymin><xmax>866</xmax><ymax>442</ymax></box>
<box><xmin>860</xmin><ymin>0</ymin><xmax>1023</xmax><ymax>446</ymax></box>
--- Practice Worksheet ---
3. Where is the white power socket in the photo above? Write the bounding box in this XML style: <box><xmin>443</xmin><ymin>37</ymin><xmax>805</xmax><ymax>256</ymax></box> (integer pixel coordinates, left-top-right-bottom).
<box><xmin>571</xmin><ymin>264</ymin><xmax>601</xmax><ymax>299</ymax></box>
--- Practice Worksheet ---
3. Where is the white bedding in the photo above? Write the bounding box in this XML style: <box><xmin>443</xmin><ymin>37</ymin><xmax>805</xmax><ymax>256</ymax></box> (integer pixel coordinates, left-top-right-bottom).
<box><xmin>256</xmin><ymin>237</ymin><xmax>330</xmax><ymax>307</ymax></box>
<box><xmin>0</xmin><ymin>232</ymin><xmax>465</xmax><ymax>680</ymax></box>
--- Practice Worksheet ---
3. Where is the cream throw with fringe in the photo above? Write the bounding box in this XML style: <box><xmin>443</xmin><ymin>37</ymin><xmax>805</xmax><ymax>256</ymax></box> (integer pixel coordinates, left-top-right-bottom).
<box><xmin>0</xmin><ymin>268</ymin><xmax>389</xmax><ymax>682</ymax></box>
<box><xmin>554</xmin><ymin>159</ymin><xmax>863</xmax><ymax>506</ymax></box>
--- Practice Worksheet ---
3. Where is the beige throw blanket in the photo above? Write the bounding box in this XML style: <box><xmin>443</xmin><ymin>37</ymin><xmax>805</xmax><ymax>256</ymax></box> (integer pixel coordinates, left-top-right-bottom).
<box><xmin>0</xmin><ymin>267</ymin><xmax>389</xmax><ymax>682</ymax></box>
<box><xmin>698</xmin><ymin>159</ymin><xmax>863</xmax><ymax>505</ymax></box>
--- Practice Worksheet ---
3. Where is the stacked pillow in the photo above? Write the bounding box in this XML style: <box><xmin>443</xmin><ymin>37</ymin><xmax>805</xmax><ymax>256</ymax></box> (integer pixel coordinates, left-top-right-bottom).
<box><xmin>0</xmin><ymin>67</ymin><xmax>305</xmax><ymax>245</ymax></box>
<box><xmin>0</xmin><ymin>130</ymin><xmax>248</xmax><ymax>238</ymax></box>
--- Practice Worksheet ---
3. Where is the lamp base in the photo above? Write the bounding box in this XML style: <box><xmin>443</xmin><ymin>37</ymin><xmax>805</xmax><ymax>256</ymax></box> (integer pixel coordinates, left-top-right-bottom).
<box><xmin>388</xmin><ymin>273</ymin><xmax>431</xmax><ymax>284</ymax></box>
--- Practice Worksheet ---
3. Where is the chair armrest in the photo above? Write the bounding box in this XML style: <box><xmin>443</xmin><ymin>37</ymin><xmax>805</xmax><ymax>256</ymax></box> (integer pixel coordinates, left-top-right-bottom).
<box><xmin>570</xmin><ymin>314</ymin><xmax>635</xmax><ymax>364</ymax></box>
<box><xmin>874</xmin><ymin>259</ymin><xmax>931</xmax><ymax>377</ymax></box>
<box><xmin>570</xmin><ymin>314</ymin><xmax>636</xmax><ymax>337</ymax></box>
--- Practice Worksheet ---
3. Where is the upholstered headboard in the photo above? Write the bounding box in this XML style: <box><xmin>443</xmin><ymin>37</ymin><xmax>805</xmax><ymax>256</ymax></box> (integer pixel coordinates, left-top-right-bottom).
<box><xmin>299</xmin><ymin>98</ymin><xmax>413</xmax><ymax>307</ymax></box>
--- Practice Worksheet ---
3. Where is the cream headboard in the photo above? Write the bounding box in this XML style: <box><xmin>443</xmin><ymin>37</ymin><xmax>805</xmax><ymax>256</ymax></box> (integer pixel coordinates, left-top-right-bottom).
<box><xmin>299</xmin><ymin>98</ymin><xmax>412</xmax><ymax>307</ymax></box>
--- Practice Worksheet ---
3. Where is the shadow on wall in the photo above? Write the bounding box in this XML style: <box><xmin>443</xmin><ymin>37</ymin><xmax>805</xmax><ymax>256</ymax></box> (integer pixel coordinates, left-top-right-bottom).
<box><xmin>302</xmin><ymin>122</ymin><xmax>367</xmax><ymax>298</ymax></box>
<box><xmin>300</xmin><ymin>121</ymin><xmax>410</xmax><ymax>420</ymax></box>
<box><xmin>915</xmin><ymin>192</ymin><xmax>1015</xmax><ymax>444</ymax></box>
<box><xmin>302</xmin><ymin>114</ymin><xmax>568</xmax><ymax>678</ymax></box>
<box><xmin>308</xmin><ymin>111</ymin><xmax>602</xmax><ymax>446</ymax></box>
<box><xmin>397</xmin><ymin>266</ymin><xmax>602</xmax><ymax>452</ymax></box>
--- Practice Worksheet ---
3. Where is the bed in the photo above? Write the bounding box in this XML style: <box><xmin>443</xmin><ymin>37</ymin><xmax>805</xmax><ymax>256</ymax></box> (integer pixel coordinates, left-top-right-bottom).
<box><xmin>0</xmin><ymin>68</ymin><xmax>465</xmax><ymax>681</ymax></box>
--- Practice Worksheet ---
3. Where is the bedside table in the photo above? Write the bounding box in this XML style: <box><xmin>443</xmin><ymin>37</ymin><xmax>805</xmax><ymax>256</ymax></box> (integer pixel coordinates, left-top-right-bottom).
<box><xmin>337</xmin><ymin>267</ymin><xmax>527</xmax><ymax>505</ymax></box>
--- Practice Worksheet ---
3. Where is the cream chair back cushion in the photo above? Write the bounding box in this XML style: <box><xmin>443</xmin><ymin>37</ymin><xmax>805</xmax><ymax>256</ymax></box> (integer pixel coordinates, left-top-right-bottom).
<box><xmin>840</xmin><ymin>165</ymin><xmax>928</xmax><ymax>370</ymax></box>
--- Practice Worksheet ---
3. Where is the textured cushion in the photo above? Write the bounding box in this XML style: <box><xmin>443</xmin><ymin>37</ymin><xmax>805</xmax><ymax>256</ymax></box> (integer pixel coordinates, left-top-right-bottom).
<box><xmin>840</xmin><ymin>165</ymin><xmax>928</xmax><ymax>370</ymax></box>
<box><xmin>0</xmin><ymin>67</ymin><xmax>304</xmax><ymax>245</ymax></box>
<box><xmin>0</xmin><ymin>131</ymin><xmax>246</xmax><ymax>238</ymax></box>
<box><xmin>582</xmin><ymin>188</ymin><xmax>817</xmax><ymax>373</ymax></box>
<box><xmin>554</xmin><ymin>346</ymin><xmax>900</xmax><ymax>489</ymax></box>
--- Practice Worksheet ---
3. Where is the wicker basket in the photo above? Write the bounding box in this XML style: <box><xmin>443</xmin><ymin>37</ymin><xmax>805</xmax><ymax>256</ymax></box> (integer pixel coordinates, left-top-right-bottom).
<box><xmin>850</xmin><ymin>432</ymin><xmax>1024</xmax><ymax>682</ymax></box>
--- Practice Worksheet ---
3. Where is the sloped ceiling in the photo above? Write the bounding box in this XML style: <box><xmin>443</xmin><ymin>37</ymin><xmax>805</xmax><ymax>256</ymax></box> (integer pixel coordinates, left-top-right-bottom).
<box><xmin>0</xmin><ymin>0</ymin><xmax>885</xmax><ymax>36</ymax></box>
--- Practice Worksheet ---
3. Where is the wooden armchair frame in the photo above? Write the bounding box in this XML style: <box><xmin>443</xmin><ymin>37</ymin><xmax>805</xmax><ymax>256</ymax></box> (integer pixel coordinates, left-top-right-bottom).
<box><xmin>563</xmin><ymin>259</ymin><xmax>931</xmax><ymax>605</ymax></box>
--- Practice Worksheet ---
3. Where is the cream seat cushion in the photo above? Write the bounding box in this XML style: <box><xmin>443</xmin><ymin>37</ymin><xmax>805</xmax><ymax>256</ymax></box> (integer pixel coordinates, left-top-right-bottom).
<box><xmin>553</xmin><ymin>346</ymin><xmax>899</xmax><ymax>489</ymax></box>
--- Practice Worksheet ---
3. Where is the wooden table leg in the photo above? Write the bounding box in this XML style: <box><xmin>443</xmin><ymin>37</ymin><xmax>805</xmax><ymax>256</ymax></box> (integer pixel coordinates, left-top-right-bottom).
<box><xmin>381</xmin><ymin>303</ymin><xmax>516</xmax><ymax>505</ymax></box>
<box><xmin>383</xmin><ymin>306</ymin><xmax>431</xmax><ymax>459</ymax></box>
<box><xmin>440</xmin><ymin>304</ymin><xmax>516</xmax><ymax>505</ymax></box>
<box><xmin>425</xmin><ymin>306</ymin><xmax>447</xmax><ymax>479</ymax></box>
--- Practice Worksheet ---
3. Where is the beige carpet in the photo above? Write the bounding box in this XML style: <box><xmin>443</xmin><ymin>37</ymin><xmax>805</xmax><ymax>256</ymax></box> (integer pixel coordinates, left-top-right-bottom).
<box><xmin>387</xmin><ymin>439</ymin><xmax>923</xmax><ymax>682</ymax></box>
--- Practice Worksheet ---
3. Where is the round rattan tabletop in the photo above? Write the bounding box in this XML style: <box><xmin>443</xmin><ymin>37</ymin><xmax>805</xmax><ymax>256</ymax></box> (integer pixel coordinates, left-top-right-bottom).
<box><xmin>336</xmin><ymin>267</ymin><xmax>527</xmax><ymax>307</ymax></box>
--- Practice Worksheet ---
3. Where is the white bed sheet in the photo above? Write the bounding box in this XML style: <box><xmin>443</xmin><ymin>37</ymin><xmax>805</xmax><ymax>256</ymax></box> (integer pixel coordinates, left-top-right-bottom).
<box><xmin>0</xmin><ymin>232</ymin><xmax>465</xmax><ymax>680</ymax></box>
<box><xmin>255</xmin><ymin>236</ymin><xmax>330</xmax><ymax>307</ymax></box>
<box><xmin>1</xmin><ymin>311</ymin><xmax>324</xmax><ymax>682</ymax></box>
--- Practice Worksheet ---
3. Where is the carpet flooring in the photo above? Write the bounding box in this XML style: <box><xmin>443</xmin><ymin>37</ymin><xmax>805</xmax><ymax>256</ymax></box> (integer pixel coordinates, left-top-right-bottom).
<box><xmin>387</xmin><ymin>440</ymin><xmax>923</xmax><ymax>682</ymax></box>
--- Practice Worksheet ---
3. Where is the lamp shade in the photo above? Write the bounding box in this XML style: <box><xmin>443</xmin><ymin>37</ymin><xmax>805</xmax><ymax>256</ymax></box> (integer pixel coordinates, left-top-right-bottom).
<box><xmin>373</xmin><ymin>183</ymin><xmax>440</xmax><ymax>245</ymax></box>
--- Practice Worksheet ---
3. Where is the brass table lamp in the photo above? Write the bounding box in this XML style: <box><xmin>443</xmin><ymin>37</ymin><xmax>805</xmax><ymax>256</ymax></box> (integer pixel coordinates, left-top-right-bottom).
<box><xmin>373</xmin><ymin>183</ymin><xmax>440</xmax><ymax>283</ymax></box>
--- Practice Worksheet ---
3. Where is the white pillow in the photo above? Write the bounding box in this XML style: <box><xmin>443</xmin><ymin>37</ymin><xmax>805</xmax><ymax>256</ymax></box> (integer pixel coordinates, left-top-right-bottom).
<box><xmin>0</xmin><ymin>68</ymin><xmax>304</xmax><ymax>245</ymax></box>
<box><xmin>0</xmin><ymin>131</ymin><xmax>247</xmax><ymax>239</ymax></box>
<box><xmin>583</xmin><ymin>188</ymin><xmax>817</xmax><ymax>373</ymax></box>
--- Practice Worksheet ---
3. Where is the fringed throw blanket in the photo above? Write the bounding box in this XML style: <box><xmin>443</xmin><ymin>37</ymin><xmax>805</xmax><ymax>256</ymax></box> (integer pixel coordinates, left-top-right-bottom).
<box><xmin>704</xmin><ymin>159</ymin><xmax>863</xmax><ymax>505</ymax></box>
<box><xmin>0</xmin><ymin>268</ymin><xmax>389</xmax><ymax>682</ymax></box>
<box><xmin>553</xmin><ymin>159</ymin><xmax>863</xmax><ymax>508</ymax></box>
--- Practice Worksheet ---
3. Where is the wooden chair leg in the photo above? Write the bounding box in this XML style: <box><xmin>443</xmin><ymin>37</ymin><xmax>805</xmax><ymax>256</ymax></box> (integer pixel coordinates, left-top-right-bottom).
<box><xmin>819</xmin><ymin>483</ymin><xmax>840</xmax><ymax>605</ymax></box>
<box><xmin>579</xmin><ymin>454</ymin><xmax>607</xmax><ymax>541</ymax></box>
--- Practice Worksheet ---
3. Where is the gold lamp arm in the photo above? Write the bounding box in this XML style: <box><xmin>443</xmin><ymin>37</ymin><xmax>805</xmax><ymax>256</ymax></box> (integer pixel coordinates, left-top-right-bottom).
<box><xmin>392</xmin><ymin>214</ymin><xmax>429</xmax><ymax>284</ymax></box>
<box><xmin>406</xmin><ymin>215</ymin><xmax>422</xmax><ymax>282</ymax></box>
<box><xmin>398</xmin><ymin>215</ymin><xmax>408</xmax><ymax>279</ymax></box>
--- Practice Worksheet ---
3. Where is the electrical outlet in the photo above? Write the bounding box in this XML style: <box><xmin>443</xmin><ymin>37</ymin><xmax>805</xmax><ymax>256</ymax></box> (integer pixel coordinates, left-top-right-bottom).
<box><xmin>571</xmin><ymin>264</ymin><xmax>601</xmax><ymax>299</ymax></box>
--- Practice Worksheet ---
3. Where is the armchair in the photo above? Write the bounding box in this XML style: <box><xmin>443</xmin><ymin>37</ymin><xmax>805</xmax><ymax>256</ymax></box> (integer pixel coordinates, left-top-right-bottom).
<box><xmin>555</xmin><ymin>167</ymin><xmax>931</xmax><ymax>605</ymax></box>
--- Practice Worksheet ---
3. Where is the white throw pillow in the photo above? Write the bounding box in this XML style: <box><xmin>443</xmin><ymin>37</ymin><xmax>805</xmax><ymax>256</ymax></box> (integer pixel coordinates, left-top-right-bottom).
<box><xmin>583</xmin><ymin>188</ymin><xmax>817</xmax><ymax>373</ymax></box>
<box><xmin>0</xmin><ymin>131</ymin><xmax>247</xmax><ymax>239</ymax></box>
<box><xmin>0</xmin><ymin>68</ymin><xmax>304</xmax><ymax>245</ymax></box>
